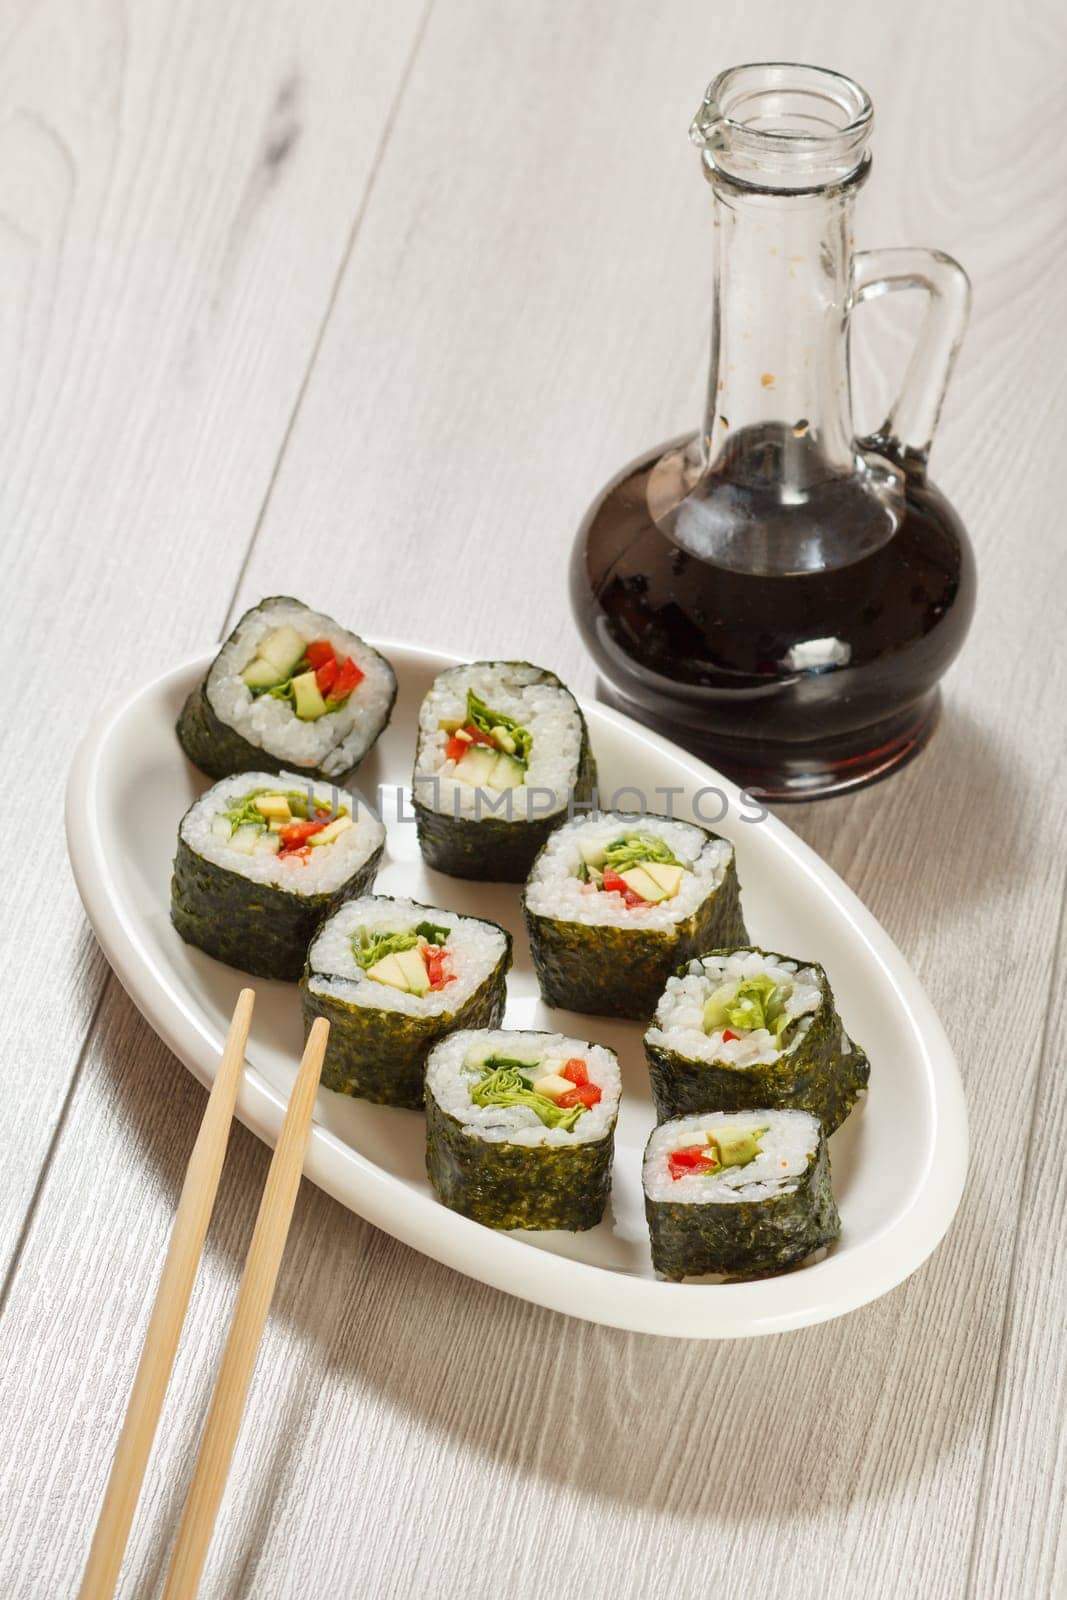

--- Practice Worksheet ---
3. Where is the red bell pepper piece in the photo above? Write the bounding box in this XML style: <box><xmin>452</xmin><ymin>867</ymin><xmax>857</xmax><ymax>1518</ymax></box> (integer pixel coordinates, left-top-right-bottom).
<box><xmin>561</xmin><ymin>1058</ymin><xmax>589</xmax><ymax>1086</ymax></box>
<box><xmin>328</xmin><ymin>656</ymin><xmax>365</xmax><ymax>705</ymax></box>
<box><xmin>279</xmin><ymin>844</ymin><xmax>313</xmax><ymax>863</ymax></box>
<box><xmin>445</xmin><ymin>734</ymin><xmax>470</xmax><ymax>762</ymax></box>
<box><xmin>556</xmin><ymin>1082</ymin><xmax>602</xmax><ymax>1110</ymax></box>
<box><xmin>721</xmin><ymin>1029</ymin><xmax>739</xmax><ymax>1041</ymax></box>
<box><xmin>667</xmin><ymin>1145</ymin><xmax>719</xmax><ymax>1180</ymax></box>
<box><xmin>601</xmin><ymin>868</ymin><xmax>645</xmax><ymax>908</ymax></box>
<box><xmin>422</xmin><ymin>945</ymin><xmax>455</xmax><ymax>991</ymax></box>
<box><xmin>315</xmin><ymin>656</ymin><xmax>339</xmax><ymax>694</ymax></box>
<box><xmin>304</xmin><ymin>640</ymin><xmax>335</xmax><ymax>670</ymax></box>
<box><xmin>279</xmin><ymin>819</ymin><xmax>326</xmax><ymax>849</ymax></box>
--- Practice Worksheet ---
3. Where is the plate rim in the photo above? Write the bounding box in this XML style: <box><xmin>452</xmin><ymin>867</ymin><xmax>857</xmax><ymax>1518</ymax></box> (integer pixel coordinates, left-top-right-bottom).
<box><xmin>65</xmin><ymin>642</ymin><xmax>969</xmax><ymax>1339</ymax></box>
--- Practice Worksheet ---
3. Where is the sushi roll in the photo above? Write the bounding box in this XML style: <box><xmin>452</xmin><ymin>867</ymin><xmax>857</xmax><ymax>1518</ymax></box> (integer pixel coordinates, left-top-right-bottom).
<box><xmin>302</xmin><ymin>897</ymin><xmax>512</xmax><ymax>1108</ymax></box>
<box><xmin>643</xmin><ymin>1110</ymin><xmax>840</xmax><ymax>1281</ymax></box>
<box><xmin>523</xmin><ymin>811</ymin><xmax>747</xmax><ymax>1020</ymax></box>
<box><xmin>411</xmin><ymin>661</ymin><xmax>596</xmax><ymax>882</ymax></box>
<box><xmin>644</xmin><ymin>947</ymin><xmax>869</xmax><ymax>1132</ymax></box>
<box><xmin>177</xmin><ymin>595</ymin><xmax>397</xmax><ymax>785</ymax></box>
<box><xmin>171</xmin><ymin>771</ymin><xmax>385</xmax><ymax>980</ymax></box>
<box><xmin>425</xmin><ymin>1029</ymin><xmax>621</xmax><ymax>1230</ymax></box>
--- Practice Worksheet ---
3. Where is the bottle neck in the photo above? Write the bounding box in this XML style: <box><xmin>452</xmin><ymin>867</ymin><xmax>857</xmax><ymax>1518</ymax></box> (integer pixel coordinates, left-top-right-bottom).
<box><xmin>702</xmin><ymin>181</ymin><xmax>857</xmax><ymax>482</ymax></box>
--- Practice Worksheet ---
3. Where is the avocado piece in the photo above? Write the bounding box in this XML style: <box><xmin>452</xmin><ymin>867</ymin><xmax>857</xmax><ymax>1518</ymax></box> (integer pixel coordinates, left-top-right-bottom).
<box><xmin>488</xmin><ymin>751</ymin><xmax>525</xmax><ymax>791</ymax></box>
<box><xmin>254</xmin><ymin>794</ymin><xmax>291</xmax><ymax>820</ymax></box>
<box><xmin>292</xmin><ymin>670</ymin><xmax>328</xmax><ymax>721</ymax></box>
<box><xmin>366</xmin><ymin>953</ymin><xmax>409</xmax><ymax>990</ymax></box>
<box><xmin>491</xmin><ymin>724</ymin><xmax>517</xmax><ymax>754</ymax></box>
<box><xmin>532</xmin><ymin>1072</ymin><xmax>573</xmax><ymax>1099</ymax></box>
<box><xmin>394</xmin><ymin>947</ymin><xmax>431</xmax><ymax>995</ymax></box>
<box><xmin>258</xmin><ymin>625</ymin><xmax>306</xmax><ymax>675</ymax></box>
<box><xmin>309</xmin><ymin>814</ymin><xmax>352</xmax><ymax>847</ymax></box>
<box><xmin>578</xmin><ymin>838</ymin><xmax>607</xmax><ymax>869</ymax></box>
<box><xmin>241</xmin><ymin>656</ymin><xmax>287</xmax><ymax>690</ymax></box>
<box><xmin>643</xmin><ymin>861</ymin><xmax>684</xmax><ymax>898</ymax></box>
<box><xmin>618</xmin><ymin>866</ymin><xmax>668</xmax><ymax>903</ymax></box>
<box><xmin>711</xmin><ymin>1127</ymin><xmax>764</xmax><ymax>1169</ymax></box>
<box><xmin>453</xmin><ymin>744</ymin><xmax>498</xmax><ymax>786</ymax></box>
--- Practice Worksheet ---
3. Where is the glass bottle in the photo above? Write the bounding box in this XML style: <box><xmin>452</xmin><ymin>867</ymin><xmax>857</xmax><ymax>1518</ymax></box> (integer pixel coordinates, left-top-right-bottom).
<box><xmin>571</xmin><ymin>63</ymin><xmax>975</xmax><ymax>800</ymax></box>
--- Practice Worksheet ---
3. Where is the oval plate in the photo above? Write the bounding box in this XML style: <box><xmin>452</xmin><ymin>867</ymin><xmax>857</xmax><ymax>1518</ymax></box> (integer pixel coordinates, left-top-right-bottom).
<box><xmin>65</xmin><ymin>644</ymin><xmax>966</xmax><ymax>1338</ymax></box>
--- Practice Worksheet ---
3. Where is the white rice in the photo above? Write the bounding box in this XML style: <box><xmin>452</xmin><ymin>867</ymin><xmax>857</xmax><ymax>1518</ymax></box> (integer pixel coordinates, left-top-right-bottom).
<box><xmin>646</xmin><ymin>949</ymin><xmax>822</xmax><ymax>1067</ymax></box>
<box><xmin>179</xmin><ymin>770</ymin><xmax>385</xmax><ymax>896</ymax></box>
<box><xmin>426</xmin><ymin>1029</ymin><xmax>620</xmax><ymax>1147</ymax></box>
<box><xmin>644</xmin><ymin>1109</ymin><xmax>821</xmax><ymax>1204</ymax></box>
<box><xmin>306</xmin><ymin>896</ymin><xmax>508</xmax><ymax>1017</ymax></box>
<box><xmin>412</xmin><ymin>661</ymin><xmax>584</xmax><ymax>823</ymax></box>
<box><xmin>206</xmin><ymin>598</ymin><xmax>396</xmax><ymax>776</ymax></box>
<box><xmin>523</xmin><ymin>811</ymin><xmax>732</xmax><ymax>930</ymax></box>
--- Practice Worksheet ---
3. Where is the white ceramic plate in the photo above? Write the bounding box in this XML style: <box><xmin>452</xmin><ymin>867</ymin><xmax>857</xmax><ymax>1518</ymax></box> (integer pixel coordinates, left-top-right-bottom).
<box><xmin>66</xmin><ymin>644</ymin><xmax>966</xmax><ymax>1339</ymax></box>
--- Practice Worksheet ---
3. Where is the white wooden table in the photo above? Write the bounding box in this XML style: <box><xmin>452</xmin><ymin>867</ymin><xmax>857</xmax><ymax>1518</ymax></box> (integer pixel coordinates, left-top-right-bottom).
<box><xmin>1</xmin><ymin>3</ymin><xmax>1064</xmax><ymax>1595</ymax></box>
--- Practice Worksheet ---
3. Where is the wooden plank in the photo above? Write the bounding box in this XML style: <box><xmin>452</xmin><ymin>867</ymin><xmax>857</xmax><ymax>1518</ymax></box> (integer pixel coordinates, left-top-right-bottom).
<box><xmin>964</xmin><ymin>884</ymin><xmax>1067</xmax><ymax>1599</ymax></box>
<box><xmin>1</xmin><ymin>1</ymin><xmax>1065</xmax><ymax>1596</ymax></box>
<box><xmin>0</xmin><ymin>0</ymin><xmax>426</xmax><ymax>1282</ymax></box>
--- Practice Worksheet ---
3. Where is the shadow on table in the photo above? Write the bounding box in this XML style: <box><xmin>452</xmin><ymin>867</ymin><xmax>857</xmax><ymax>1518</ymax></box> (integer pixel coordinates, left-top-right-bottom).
<box><xmin>780</xmin><ymin>702</ymin><xmax>1032</xmax><ymax>934</ymax></box>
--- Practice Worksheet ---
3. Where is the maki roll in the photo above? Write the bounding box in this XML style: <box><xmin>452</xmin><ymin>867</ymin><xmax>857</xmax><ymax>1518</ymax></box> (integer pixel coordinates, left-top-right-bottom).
<box><xmin>643</xmin><ymin>1110</ymin><xmax>840</xmax><ymax>1281</ymax></box>
<box><xmin>302</xmin><ymin>896</ymin><xmax>512</xmax><ymax>1108</ymax></box>
<box><xmin>177</xmin><ymin>595</ymin><xmax>397</xmax><ymax>784</ymax></box>
<box><xmin>523</xmin><ymin>812</ymin><xmax>747</xmax><ymax>1020</ymax></box>
<box><xmin>171</xmin><ymin>771</ymin><xmax>385</xmax><ymax>980</ymax></box>
<box><xmin>425</xmin><ymin>1029</ymin><xmax>620</xmax><ymax>1230</ymax></box>
<box><xmin>411</xmin><ymin>661</ymin><xmax>596</xmax><ymax>882</ymax></box>
<box><xmin>644</xmin><ymin>947</ymin><xmax>869</xmax><ymax>1132</ymax></box>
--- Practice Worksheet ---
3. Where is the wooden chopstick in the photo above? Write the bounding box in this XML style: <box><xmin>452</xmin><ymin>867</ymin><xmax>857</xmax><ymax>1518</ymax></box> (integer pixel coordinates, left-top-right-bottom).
<box><xmin>78</xmin><ymin>988</ymin><xmax>256</xmax><ymax>1600</ymax></box>
<box><xmin>161</xmin><ymin>1016</ymin><xmax>329</xmax><ymax>1600</ymax></box>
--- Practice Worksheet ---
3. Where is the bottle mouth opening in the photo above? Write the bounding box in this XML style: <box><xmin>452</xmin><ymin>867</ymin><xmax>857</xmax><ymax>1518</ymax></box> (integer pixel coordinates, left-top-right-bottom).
<box><xmin>691</xmin><ymin>63</ymin><xmax>873</xmax><ymax>192</ymax></box>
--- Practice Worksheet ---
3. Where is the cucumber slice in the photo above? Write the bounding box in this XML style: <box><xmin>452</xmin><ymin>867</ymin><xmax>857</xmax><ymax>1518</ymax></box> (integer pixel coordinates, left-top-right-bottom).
<box><xmin>578</xmin><ymin>838</ymin><xmax>607</xmax><ymax>869</ymax></box>
<box><xmin>241</xmin><ymin>657</ymin><xmax>287</xmax><ymax>690</ymax></box>
<box><xmin>258</xmin><ymin>625</ymin><xmax>306</xmax><ymax>674</ymax></box>
<box><xmin>253</xmin><ymin>833</ymin><xmax>281</xmax><ymax>856</ymax></box>
<box><xmin>211</xmin><ymin>815</ymin><xmax>232</xmax><ymax>840</ymax></box>
<box><xmin>488</xmin><ymin>751</ymin><xmax>525</xmax><ymax>791</ymax></box>
<box><xmin>229</xmin><ymin>823</ymin><xmax>261</xmax><ymax>854</ymax></box>
<box><xmin>453</xmin><ymin>744</ymin><xmax>498</xmax><ymax>786</ymax></box>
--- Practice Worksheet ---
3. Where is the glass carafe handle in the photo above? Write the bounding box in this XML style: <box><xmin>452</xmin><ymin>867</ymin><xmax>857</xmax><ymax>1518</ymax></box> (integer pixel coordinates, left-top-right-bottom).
<box><xmin>851</xmin><ymin>248</ymin><xmax>971</xmax><ymax>467</ymax></box>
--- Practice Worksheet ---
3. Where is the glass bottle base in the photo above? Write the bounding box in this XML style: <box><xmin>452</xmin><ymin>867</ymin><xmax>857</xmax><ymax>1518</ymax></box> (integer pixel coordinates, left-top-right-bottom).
<box><xmin>595</xmin><ymin>683</ymin><xmax>941</xmax><ymax>802</ymax></box>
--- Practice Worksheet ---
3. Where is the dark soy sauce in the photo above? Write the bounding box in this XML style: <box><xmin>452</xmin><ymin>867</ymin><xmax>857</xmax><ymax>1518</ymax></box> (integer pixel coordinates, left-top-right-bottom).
<box><xmin>571</xmin><ymin>425</ymin><xmax>976</xmax><ymax>800</ymax></box>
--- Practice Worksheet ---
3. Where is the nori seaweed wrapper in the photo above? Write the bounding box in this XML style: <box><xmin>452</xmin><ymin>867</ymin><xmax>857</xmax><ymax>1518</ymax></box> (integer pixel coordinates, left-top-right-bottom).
<box><xmin>523</xmin><ymin>824</ymin><xmax>748</xmax><ymax>1021</ymax></box>
<box><xmin>301</xmin><ymin>922</ymin><xmax>512</xmax><ymax>1109</ymax></box>
<box><xmin>176</xmin><ymin>595</ymin><xmax>397</xmax><ymax>786</ymax></box>
<box><xmin>645</xmin><ymin>1126</ymin><xmax>840</xmax><ymax>1281</ymax></box>
<box><xmin>170</xmin><ymin>835</ymin><xmax>383</xmax><ymax>982</ymax></box>
<box><xmin>644</xmin><ymin>947</ymin><xmax>869</xmax><ymax>1132</ymax></box>
<box><xmin>412</xmin><ymin>663</ymin><xmax>597</xmax><ymax>884</ymax></box>
<box><xmin>425</xmin><ymin>1093</ymin><xmax>614</xmax><ymax>1231</ymax></box>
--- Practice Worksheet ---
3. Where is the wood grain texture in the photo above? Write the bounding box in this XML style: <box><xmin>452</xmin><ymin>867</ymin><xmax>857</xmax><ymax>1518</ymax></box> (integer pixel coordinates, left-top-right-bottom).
<box><xmin>1</xmin><ymin>0</ymin><xmax>1065</xmax><ymax>1596</ymax></box>
<box><xmin>0</xmin><ymin>0</ymin><xmax>425</xmax><ymax>1282</ymax></box>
